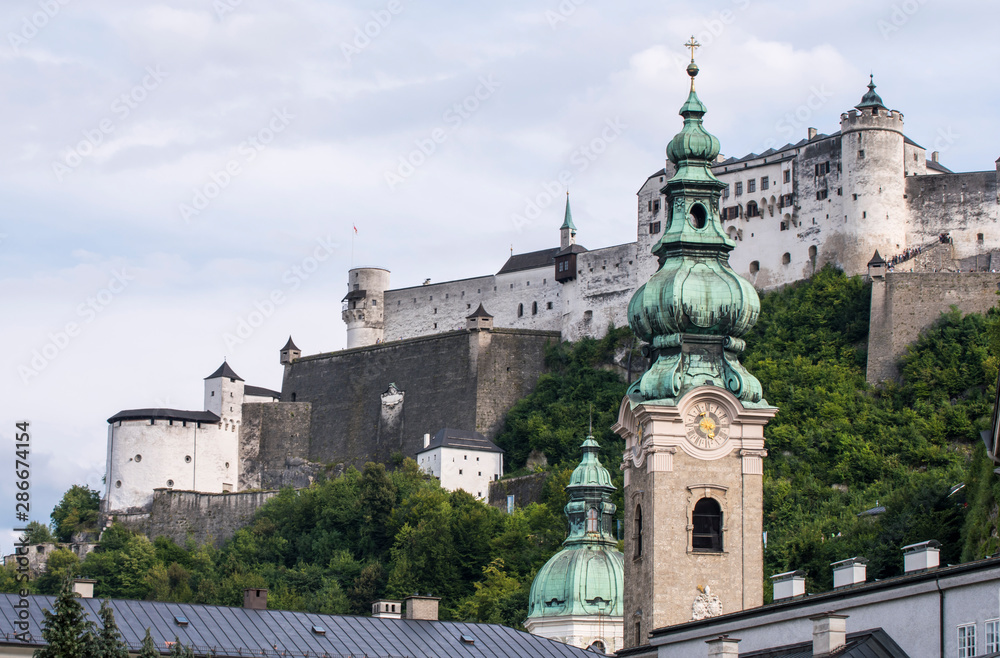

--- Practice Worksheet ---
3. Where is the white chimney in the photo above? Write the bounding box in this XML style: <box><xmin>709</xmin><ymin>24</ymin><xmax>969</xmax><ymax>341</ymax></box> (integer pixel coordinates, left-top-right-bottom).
<box><xmin>811</xmin><ymin>612</ymin><xmax>848</xmax><ymax>656</ymax></box>
<box><xmin>770</xmin><ymin>570</ymin><xmax>806</xmax><ymax>600</ymax></box>
<box><xmin>902</xmin><ymin>540</ymin><xmax>940</xmax><ymax>573</ymax></box>
<box><xmin>831</xmin><ymin>557</ymin><xmax>867</xmax><ymax>588</ymax></box>
<box><xmin>705</xmin><ymin>635</ymin><xmax>741</xmax><ymax>658</ymax></box>
<box><xmin>371</xmin><ymin>599</ymin><xmax>403</xmax><ymax>619</ymax></box>
<box><xmin>72</xmin><ymin>579</ymin><xmax>96</xmax><ymax>599</ymax></box>
<box><xmin>423</xmin><ymin>433</ymin><xmax>430</xmax><ymax>449</ymax></box>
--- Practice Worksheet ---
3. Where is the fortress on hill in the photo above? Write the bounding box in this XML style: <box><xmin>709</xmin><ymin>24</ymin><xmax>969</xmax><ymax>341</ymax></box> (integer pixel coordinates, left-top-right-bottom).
<box><xmin>102</xmin><ymin>75</ymin><xmax>1000</xmax><ymax>551</ymax></box>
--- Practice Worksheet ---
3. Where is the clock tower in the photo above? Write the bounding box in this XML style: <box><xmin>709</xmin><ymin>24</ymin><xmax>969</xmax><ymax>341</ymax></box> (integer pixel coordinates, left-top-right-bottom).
<box><xmin>613</xmin><ymin>43</ymin><xmax>778</xmax><ymax>648</ymax></box>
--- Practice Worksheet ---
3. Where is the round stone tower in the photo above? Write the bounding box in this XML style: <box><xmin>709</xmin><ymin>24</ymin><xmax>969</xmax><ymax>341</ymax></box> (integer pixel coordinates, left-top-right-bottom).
<box><xmin>342</xmin><ymin>267</ymin><xmax>390</xmax><ymax>349</ymax></box>
<box><xmin>839</xmin><ymin>76</ymin><xmax>907</xmax><ymax>275</ymax></box>
<box><xmin>525</xmin><ymin>434</ymin><xmax>624</xmax><ymax>654</ymax></box>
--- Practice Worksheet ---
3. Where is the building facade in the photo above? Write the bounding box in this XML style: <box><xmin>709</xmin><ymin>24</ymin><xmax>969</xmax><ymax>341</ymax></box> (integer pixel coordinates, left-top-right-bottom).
<box><xmin>416</xmin><ymin>427</ymin><xmax>504</xmax><ymax>501</ymax></box>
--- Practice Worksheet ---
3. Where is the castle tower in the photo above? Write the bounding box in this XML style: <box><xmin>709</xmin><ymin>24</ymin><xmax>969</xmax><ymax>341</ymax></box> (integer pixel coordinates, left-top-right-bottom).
<box><xmin>204</xmin><ymin>361</ymin><xmax>245</xmax><ymax>422</ymax></box>
<box><xmin>613</xmin><ymin>46</ymin><xmax>777</xmax><ymax>648</ymax></box>
<box><xmin>560</xmin><ymin>192</ymin><xmax>577</xmax><ymax>250</ymax></box>
<box><xmin>839</xmin><ymin>76</ymin><xmax>907</xmax><ymax>275</ymax></box>
<box><xmin>279</xmin><ymin>336</ymin><xmax>301</xmax><ymax>365</ymax></box>
<box><xmin>525</xmin><ymin>434</ymin><xmax>624</xmax><ymax>653</ymax></box>
<box><xmin>342</xmin><ymin>267</ymin><xmax>390</xmax><ymax>349</ymax></box>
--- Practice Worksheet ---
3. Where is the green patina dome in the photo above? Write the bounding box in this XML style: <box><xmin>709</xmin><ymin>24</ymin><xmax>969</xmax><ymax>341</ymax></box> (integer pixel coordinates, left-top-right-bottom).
<box><xmin>626</xmin><ymin>59</ymin><xmax>768</xmax><ymax>408</ymax></box>
<box><xmin>527</xmin><ymin>436</ymin><xmax>624</xmax><ymax>620</ymax></box>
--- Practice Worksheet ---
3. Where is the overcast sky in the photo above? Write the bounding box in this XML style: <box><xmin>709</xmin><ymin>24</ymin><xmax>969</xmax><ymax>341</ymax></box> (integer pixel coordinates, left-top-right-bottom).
<box><xmin>2</xmin><ymin>0</ymin><xmax>998</xmax><ymax>554</ymax></box>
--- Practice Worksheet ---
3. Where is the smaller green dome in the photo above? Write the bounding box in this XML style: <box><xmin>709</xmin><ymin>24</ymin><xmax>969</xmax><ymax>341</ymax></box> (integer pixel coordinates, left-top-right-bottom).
<box><xmin>568</xmin><ymin>436</ymin><xmax>613</xmax><ymax>489</ymax></box>
<box><xmin>856</xmin><ymin>75</ymin><xmax>886</xmax><ymax>111</ymax></box>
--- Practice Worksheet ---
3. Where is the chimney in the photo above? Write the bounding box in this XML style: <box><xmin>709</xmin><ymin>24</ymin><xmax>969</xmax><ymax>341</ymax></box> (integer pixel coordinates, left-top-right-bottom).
<box><xmin>243</xmin><ymin>588</ymin><xmax>267</xmax><ymax>610</ymax></box>
<box><xmin>371</xmin><ymin>599</ymin><xmax>403</xmax><ymax>619</ymax></box>
<box><xmin>770</xmin><ymin>570</ymin><xmax>806</xmax><ymax>600</ymax></box>
<box><xmin>811</xmin><ymin>612</ymin><xmax>848</xmax><ymax>656</ymax></box>
<box><xmin>931</xmin><ymin>151</ymin><xmax>939</xmax><ymax>163</ymax></box>
<box><xmin>423</xmin><ymin>433</ymin><xmax>430</xmax><ymax>449</ymax></box>
<box><xmin>831</xmin><ymin>557</ymin><xmax>867</xmax><ymax>588</ymax></box>
<box><xmin>902</xmin><ymin>540</ymin><xmax>941</xmax><ymax>573</ymax></box>
<box><xmin>808</xmin><ymin>127</ymin><xmax>818</xmax><ymax>140</ymax></box>
<box><xmin>403</xmin><ymin>595</ymin><xmax>440</xmax><ymax>621</ymax></box>
<box><xmin>72</xmin><ymin>579</ymin><xmax>96</xmax><ymax>599</ymax></box>
<box><xmin>705</xmin><ymin>635</ymin><xmax>741</xmax><ymax>658</ymax></box>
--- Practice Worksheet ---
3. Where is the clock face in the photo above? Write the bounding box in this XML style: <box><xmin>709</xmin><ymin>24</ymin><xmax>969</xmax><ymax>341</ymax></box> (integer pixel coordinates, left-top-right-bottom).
<box><xmin>684</xmin><ymin>402</ymin><xmax>731</xmax><ymax>450</ymax></box>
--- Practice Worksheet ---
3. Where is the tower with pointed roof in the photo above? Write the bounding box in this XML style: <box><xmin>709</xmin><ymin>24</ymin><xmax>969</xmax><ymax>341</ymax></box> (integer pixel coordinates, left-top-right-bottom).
<box><xmin>613</xmin><ymin>45</ymin><xmax>777</xmax><ymax>647</ymax></box>
<box><xmin>560</xmin><ymin>193</ymin><xmax>577</xmax><ymax>250</ymax></box>
<box><xmin>839</xmin><ymin>75</ymin><xmax>908</xmax><ymax>277</ymax></box>
<box><xmin>525</xmin><ymin>434</ymin><xmax>624</xmax><ymax>653</ymax></box>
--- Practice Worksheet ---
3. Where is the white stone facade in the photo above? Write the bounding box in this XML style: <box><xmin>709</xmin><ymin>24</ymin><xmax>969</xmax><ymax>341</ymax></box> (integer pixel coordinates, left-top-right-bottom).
<box><xmin>344</xmin><ymin>81</ymin><xmax>999</xmax><ymax>348</ymax></box>
<box><xmin>524</xmin><ymin>615</ymin><xmax>624</xmax><ymax>655</ymax></box>
<box><xmin>104</xmin><ymin>364</ymin><xmax>278</xmax><ymax>513</ymax></box>
<box><xmin>416</xmin><ymin>430</ymin><xmax>503</xmax><ymax>502</ymax></box>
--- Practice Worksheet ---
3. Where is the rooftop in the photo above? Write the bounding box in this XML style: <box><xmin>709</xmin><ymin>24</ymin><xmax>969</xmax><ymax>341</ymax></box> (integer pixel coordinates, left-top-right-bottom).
<box><xmin>418</xmin><ymin>427</ymin><xmax>504</xmax><ymax>454</ymax></box>
<box><xmin>497</xmin><ymin>247</ymin><xmax>560</xmax><ymax>275</ymax></box>
<box><xmin>107</xmin><ymin>409</ymin><xmax>220</xmax><ymax>424</ymax></box>
<box><xmin>205</xmin><ymin>361</ymin><xmax>244</xmax><ymax>382</ymax></box>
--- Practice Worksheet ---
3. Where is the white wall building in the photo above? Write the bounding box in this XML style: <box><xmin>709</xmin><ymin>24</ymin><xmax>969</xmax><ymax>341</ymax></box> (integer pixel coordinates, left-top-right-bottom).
<box><xmin>104</xmin><ymin>362</ymin><xmax>279</xmax><ymax>513</ymax></box>
<box><xmin>415</xmin><ymin>428</ymin><xmax>503</xmax><ymax>501</ymax></box>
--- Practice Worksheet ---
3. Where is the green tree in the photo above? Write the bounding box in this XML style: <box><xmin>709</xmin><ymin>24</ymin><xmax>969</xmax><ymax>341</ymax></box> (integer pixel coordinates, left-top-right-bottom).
<box><xmin>34</xmin><ymin>578</ymin><xmax>95</xmax><ymax>658</ymax></box>
<box><xmin>454</xmin><ymin>558</ymin><xmax>525</xmax><ymax>627</ymax></box>
<box><xmin>93</xmin><ymin>599</ymin><xmax>130</xmax><ymax>658</ymax></box>
<box><xmin>359</xmin><ymin>462</ymin><xmax>398</xmax><ymax>556</ymax></box>
<box><xmin>34</xmin><ymin>548</ymin><xmax>81</xmax><ymax>595</ymax></box>
<box><xmin>138</xmin><ymin>628</ymin><xmax>159</xmax><ymax>658</ymax></box>
<box><xmin>80</xmin><ymin>524</ymin><xmax>156</xmax><ymax>600</ymax></box>
<box><xmin>24</xmin><ymin>521</ymin><xmax>55</xmax><ymax>544</ymax></box>
<box><xmin>51</xmin><ymin>485</ymin><xmax>101</xmax><ymax>542</ymax></box>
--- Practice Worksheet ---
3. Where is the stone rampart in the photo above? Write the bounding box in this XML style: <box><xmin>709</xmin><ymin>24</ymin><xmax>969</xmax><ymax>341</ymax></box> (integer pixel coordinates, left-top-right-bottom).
<box><xmin>239</xmin><ymin>402</ymin><xmax>313</xmax><ymax>490</ymax></box>
<box><xmin>488</xmin><ymin>472</ymin><xmax>549</xmax><ymax>510</ymax></box>
<box><xmin>867</xmin><ymin>272</ymin><xmax>1000</xmax><ymax>383</ymax></box>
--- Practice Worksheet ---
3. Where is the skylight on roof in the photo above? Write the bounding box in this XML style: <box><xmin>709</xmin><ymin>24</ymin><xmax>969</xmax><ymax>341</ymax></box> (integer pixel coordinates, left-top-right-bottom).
<box><xmin>460</xmin><ymin>634</ymin><xmax>475</xmax><ymax>645</ymax></box>
<box><xmin>174</xmin><ymin>615</ymin><xmax>189</xmax><ymax>626</ymax></box>
<box><xmin>311</xmin><ymin>625</ymin><xmax>326</xmax><ymax>635</ymax></box>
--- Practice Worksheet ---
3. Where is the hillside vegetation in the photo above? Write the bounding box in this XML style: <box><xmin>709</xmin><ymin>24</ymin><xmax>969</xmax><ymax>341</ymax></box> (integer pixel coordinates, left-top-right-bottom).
<box><xmin>5</xmin><ymin>266</ymin><xmax>999</xmax><ymax>619</ymax></box>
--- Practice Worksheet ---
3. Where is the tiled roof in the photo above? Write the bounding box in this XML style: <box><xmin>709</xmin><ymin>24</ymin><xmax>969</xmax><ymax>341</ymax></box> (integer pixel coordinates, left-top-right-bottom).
<box><xmin>245</xmin><ymin>385</ymin><xmax>280</xmax><ymax>399</ymax></box>
<box><xmin>107</xmin><ymin>409</ymin><xmax>220</xmax><ymax>424</ymax></box>
<box><xmin>418</xmin><ymin>428</ymin><xmax>504</xmax><ymax>454</ymax></box>
<box><xmin>497</xmin><ymin>247</ymin><xmax>560</xmax><ymax>275</ymax></box>
<box><xmin>205</xmin><ymin>362</ymin><xmax>244</xmax><ymax>382</ymax></box>
<box><xmin>927</xmin><ymin>159</ymin><xmax>953</xmax><ymax>174</ymax></box>
<box><xmin>0</xmin><ymin>594</ymin><xmax>591</xmax><ymax>658</ymax></box>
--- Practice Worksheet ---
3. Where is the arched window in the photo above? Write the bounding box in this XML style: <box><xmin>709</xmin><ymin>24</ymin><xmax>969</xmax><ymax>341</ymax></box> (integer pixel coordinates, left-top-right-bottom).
<box><xmin>749</xmin><ymin>260</ymin><xmax>760</xmax><ymax>275</ymax></box>
<box><xmin>587</xmin><ymin>507</ymin><xmax>599</xmax><ymax>533</ymax></box>
<box><xmin>588</xmin><ymin>640</ymin><xmax>606</xmax><ymax>654</ymax></box>
<box><xmin>633</xmin><ymin>504</ymin><xmax>643</xmax><ymax>557</ymax></box>
<box><xmin>517</xmin><ymin>303</ymin><xmax>524</xmax><ymax>317</ymax></box>
<box><xmin>532</xmin><ymin>301</ymin><xmax>538</xmax><ymax>315</ymax></box>
<box><xmin>692</xmin><ymin>498</ymin><xmax>722</xmax><ymax>552</ymax></box>
<box><xmin>782</xmin><ymin>252</ymin><xmax>791</xmax><ymax>265</ymax></box>
<box><xmin>808</xmin><ymin>245</ymin><xmax>817</xmax><ymax>261</ymax></box>
<box><xmin>746</xmin><ymin>200</ymin><xmax>760</xmax><ymax>218</ymax></box>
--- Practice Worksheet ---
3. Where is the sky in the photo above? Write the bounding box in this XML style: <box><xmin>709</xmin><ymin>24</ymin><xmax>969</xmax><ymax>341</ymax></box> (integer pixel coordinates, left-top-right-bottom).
<box><xmin>2</xmin><ymin>0</ymin><xmax>998</xmax><ymax>554</ymax></box>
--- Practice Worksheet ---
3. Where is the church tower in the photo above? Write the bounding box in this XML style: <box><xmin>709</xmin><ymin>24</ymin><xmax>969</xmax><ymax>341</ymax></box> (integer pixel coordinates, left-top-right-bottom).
<box><xmin>613</xmin><ymin>43</ymin><xmax>777</xmax><ymax>648</ymax></box>
<box><xmin>560</xmin><ymin>192</ymin><xmax>577</xmax><ymax>250</ymax></box>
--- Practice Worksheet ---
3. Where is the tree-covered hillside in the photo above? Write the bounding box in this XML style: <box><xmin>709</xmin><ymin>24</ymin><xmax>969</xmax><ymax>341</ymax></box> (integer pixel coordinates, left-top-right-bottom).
<box><xmin>6</xmin><ymin>266</ymin><xmax>999</xmax><ymax>619</ymax></box>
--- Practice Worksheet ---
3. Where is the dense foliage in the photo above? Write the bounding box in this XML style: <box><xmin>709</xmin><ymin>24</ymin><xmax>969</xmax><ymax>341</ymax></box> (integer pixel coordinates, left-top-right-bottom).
<box><xmin>8</xmin><ymin>266</ymin><xmax>1000</xmax><ymax>625</ymax></box>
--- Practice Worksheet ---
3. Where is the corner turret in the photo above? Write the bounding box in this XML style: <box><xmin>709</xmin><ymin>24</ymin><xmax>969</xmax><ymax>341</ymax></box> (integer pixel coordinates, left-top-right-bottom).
<box><xmin>279</xmin><ymin>336</ymin><xmax>301</xmax><ymax>365</ymax></box>
<box><xmin>342</xmin><ymin>267</ymin><xmax>390</xmax><ymax>349</ymax></box>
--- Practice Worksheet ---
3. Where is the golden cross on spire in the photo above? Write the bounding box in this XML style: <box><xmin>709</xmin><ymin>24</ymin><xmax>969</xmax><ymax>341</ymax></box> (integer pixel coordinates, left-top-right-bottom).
<box><xmin>685</xmin><ymin>36</ymin><xmax>700</xmax><ymax>61</ymax></box>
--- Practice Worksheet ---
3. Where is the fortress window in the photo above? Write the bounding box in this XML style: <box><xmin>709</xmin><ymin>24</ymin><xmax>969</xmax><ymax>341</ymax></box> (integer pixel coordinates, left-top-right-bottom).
<box><xmin>723</xmin><ymin>186</ymin><xmax>729</xmax><ymax>199</ymax></box>
<box><xmin>761</xmin><ymin>176</ymin><xmax>769</xmax><ymax>191</ymax></box>
<box><xmin>782</xmin><ymin>252</ymin><xmax>791</xmax><ymax>265</ymax></box>
<box><xmin>809</xmin><ymin>245</ymin><xmax>818</xmax><ymax>260</ymax></box>
<box><xmin>914</xmin><ymin>153</ymin><xmax>918</xmax><ymax>161</ymax></box>
<box><xmin>169</xmin><ymin>420</ymin><xmax>174</xmax><ymax>426</ymax></box>
<box><xmin>532</xmin><ymin>302</ymin><xmax>538</xmax><ymax>315</ymax></box>
<box><xmin>858</xmin><ymin>150</ymin><xmax>865</xmax><ymax>159</ymax></box>
<box><xmin>652</xmin><ymin>199</ymin><xmax>660</xmax><ymax>214</ymax></box>
<box><xmin>459</xmin><ymin>469</ymin><xmax>463</xmax><ymax>475</ymax></box>
<box><xmin>748</xmin><ymin>179</ymin><xmax>756</xmax><ymax>193</ymax></box>
<box><xmin>862</xmin><ymin>211</ymin><xmax>867</xmax><ymax>219</ymax></box>
<box><xmin>517</xmin><ymin>304</ymin><xmax>524</xmax><ymax>317</ymax></box>
<box><xmin>167</xmin><ymin>480</ymin><xmax>174</xmax><ymax>487</ymax></box>
<box><xmin>649</xmin><ymin>222</ymin><xmax>661</xmax><ymax>234</ymax></box>
<box><xmin>115</xmin><ymin>480</ymin><xmax>121</xmax><ymax>488</ymax></box>
<box><xmin>526</xmin><ymin>281</ymin><xmax>530</xmax><ymax>286</ymax></box>
<box><xmin>633</xmin><ymin>504</ymin><xmax>643</xmax><ymax>557</ymax></box>
<box><xmin>780</xmin><ymin>221</ymin><xmax>788</xmax><ymax>231</ymax></box>
<box><xmin>978</xmin><ymin>233</ymin><xmax>985</xmax><ymax>243</ymax></box>
<box><xmin>584</xmin><ymin>310</ymin><xmax>593</xmax><ymax>321</ymax></box>
<box><xmin>445</xmin><ymin>293</ymin><xmax>449</xmax><ymax>298</ymax></box>
<box><xmin>478</xmin><ymin>289</ymin><xmax>481</xmax><ymax>294</ymax></box>
<box><xmin>648</xmin><ymin>200</ymin><xmax>652</xmax><ymax>211</ymax></box>
<box><xmin>750</xmin><ymin>261</ymin><xmax>759</xmax><ymax>274</ymax></box>
<box><xmin>135</xmin><ymin>454</ymin><xmax>142</xmax><ymax>462</ymax></box>
<box><xmin>372</xmin><ymin>300</ymin><xmax>377</xmax><ymax>307</ymax></box>
<box><xmin>735</xmin><ymin>181</ymin><xmax>743</xmax><ymax>196</ymax></box>
<box><xmin>211</xmin><ymin>391</ymin><xmax>215</xmax><ymax>396</ymax></box>
<box><xmin>353</xmin><ymin>283</ymin><xmax>359</xmax><ymax>290</ymax></box>
<box><xmin>784</xmin><ymin>170</ymin><xmax>791</xmax><ymax>183</ymax></box>
<box><xmin>433</xmin><ymin>308</ymin><xmax>437</xmax><ymax>314</ymax></box>
<box><xmin>692</xmin><ymin>498</ymin><xmax>723</xmax><ymax>552</ymax></box>
<box><xmin>816</xmin><ymin>189</ymin><xmax>828</xmax><ymax>201</ymax></box>
<box><xmin>185</xmin><ymin>455</ymin><xmax>192</xmax><ymax>463</ymax></box>
<box><xmin>837</xmin><ymin>188</ymin><xmax>842</xmax><ymax>196</ymax></box>
<box><xmin>746</xmin><ymin>201</ymin><xmax>759</xmax><ymax>218</ymax></box>
<box><xmin>291</xmin><ymin>393</ymin><xmax>296</xmax><ymax>401</ymax></box>
<box><xmin>433</xmin><ymin>323</ymin><xmax>437</xmax><ymax>329</ymax></box>
<box><xmin>547</xmin><ymin>302</ymin><xmax>553</xmax><ymax>310</ymax></box>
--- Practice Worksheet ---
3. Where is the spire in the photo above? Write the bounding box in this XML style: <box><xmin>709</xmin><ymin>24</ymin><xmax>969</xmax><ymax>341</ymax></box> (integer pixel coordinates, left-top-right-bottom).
<box><xmin>559</xmin><ymin>192</ymin><xmax>577</xmax><ymax>249</ymax></box>
<box><xmin>563</xmin><ymin>434</ymin><xmax>617</xmax><ymax>546</ymax></box>
<box><xmin>281</xmin><ymin>336</ymin><xmax>299</xmax><ymax>352</ymax></box>
<box><xmin>626</xmin><ymin>53</ymin><xmax>767</xmax><ymax>407</ymax></box>
<box><xmin>560</xmin><ymin>192</ymin><xmax>576</xmax><ymax>231</ymax></box>
<box><xmin>856</xmin><ymin>74</ymin><xmax>887</xmax><ymax>111</ymax></box>
<box><xmin>205</xmin><ymin>361</ymin><xmax>243</xmax><ymax>381</ymax></box>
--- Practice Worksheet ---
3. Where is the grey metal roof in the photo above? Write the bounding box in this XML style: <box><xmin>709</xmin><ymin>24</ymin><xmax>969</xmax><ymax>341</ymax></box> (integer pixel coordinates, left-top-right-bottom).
<box><xmin>418</xmin><ymin>428</ymin><xmax>504</xmax><ymax>455</ymax></box>
<box><xmin>497</xmin><ymin>248</ymin><xmax>560</xmax><ymax>275</ymax></box>
<box><xmin>0</xmin><ymin>594</ymin><xmax>593</xmax><ymax>658</ymax></box>
<box><xmin>245</xmin><ymin>385</ymin><xmax>281</xmax><ymax>399</ymax></box>
<box><xmin>282</xmin><ymin>336</ymin><xmax>300</xmax><ymax>352</ymax></box>
<box><xmin>466</xmin><ymin>303</ymin><xmax>494</xmax><ymax>320</ymax></box>
<box><xmin>205</xmin><ymin>361</ymin><xmax>244</xmax><ymax>381</ymax></box>
<box><xmin>926</xmin><ymin>159</ymin><xmax>953</xmax><ymax>173</ymax></box>
<box><xmin>107</xmin><ymin>409</ymin><xmax>220</xmax><ymax>424</ymax></box>
<box><xmin>739</xmin><ymin>628</ymin><xmax>910</xmax><ymax>657</ymax></box>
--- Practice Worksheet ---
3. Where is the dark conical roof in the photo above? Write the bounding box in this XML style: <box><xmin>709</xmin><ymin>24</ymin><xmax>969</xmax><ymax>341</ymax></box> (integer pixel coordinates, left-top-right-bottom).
<box><xmin>868</xmin><ymin>250</ymin><xmax>886</xmax><ymax>266</ymax></box>
<box><xmin>466</xmin><ymin>303</ymin><xmax>493</xmax><ymax>320</ymax></box>
<box><xmin>205</xmin><ymin>361</ymin><xmax>244</xmax><ymax>381</ymax></box>
<box><xmin>856</xmin><ymin>75</ymin><xmax>887</xmax><ymax>111</ymax></box>
<box><xmin>281</xmin><ymin>336</ymin><xmax>299</xmax><ymax>351</ymax></box>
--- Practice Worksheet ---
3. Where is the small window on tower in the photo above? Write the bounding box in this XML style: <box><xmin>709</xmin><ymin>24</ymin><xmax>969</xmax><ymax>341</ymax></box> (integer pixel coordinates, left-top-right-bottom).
<box><xmin>587</xmin><ymin>507</ymin><xmax>599</xmax><ymax>533</ymax></box>
<box><xmin>691</xmin><ymin>498</ymin><xmax>723</xmax><ymax>552</ymax></box>
<box><xmin>633</xmin><ymin>504</ymin><xmax>643</xmax><ymax>558</ymax></box>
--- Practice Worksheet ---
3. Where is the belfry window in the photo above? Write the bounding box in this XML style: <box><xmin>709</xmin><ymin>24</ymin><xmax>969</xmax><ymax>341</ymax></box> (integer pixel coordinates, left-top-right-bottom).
<box><xmin>692</xmin><ymin>498</ymin><xmax>723</xmax><ymax>552</ymax></box>
<box><xmin>587</xmin><ymin>507</ymin><xmax>599</xmax><ymax>533</ymax></box>
<box><xmin>517</xmin><ymin>303</ymin><xmax>524</xmax><ymax>317</ymax></box>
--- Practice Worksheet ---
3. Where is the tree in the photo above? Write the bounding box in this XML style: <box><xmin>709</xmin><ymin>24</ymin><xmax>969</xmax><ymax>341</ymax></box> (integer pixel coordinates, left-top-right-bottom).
<box><xmin>138</xmin><ymin>628</ymin><xmax>159</xmax><ymax>658</ymax></box>
<box><xmin>51</xmin><ymin>485</ymin><xmax>101</xmax><ymax>542</ymax></box>
<box><xmin>34</xmin><ymin>548</ymin><xmax>81</xmax><ymax>595</ymax></box>
<box><xmin>34</xmin><ymin>578</ymin><xmax>95</xmax><ymax>658</ymax></box>
<box><xmin>94</xmin><ymin>599</ymin><xmax>130</xmax><ymax>658</ymax></box>
<box><xmin>169</xmin><ymin>636</ymin><xmax>194</xmax><ymax>658</ymax></box>
<box><xmin>24</xmin><ymin>521</ymin><xmax>55</xmax><ymax>545</ymax></box>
